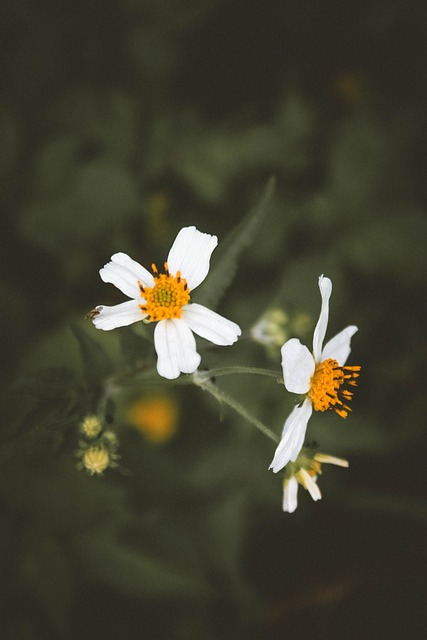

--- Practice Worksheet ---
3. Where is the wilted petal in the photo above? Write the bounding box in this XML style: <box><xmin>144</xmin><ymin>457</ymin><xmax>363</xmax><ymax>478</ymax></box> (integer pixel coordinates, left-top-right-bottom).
<box><xmin>299</xmin><ymin>469</ymin><xmax>322</xmax><ymax>502</ymax></box>
<box><xmin>282</xmin><ymin>477</ymin><xmax>299</xmax><ymax>513</ymax></box>
<box><xmin>154</xmin><ymin>318</ymin><xmax>201</xmax><ymax>380</ymax></box>
<box><xmin>167</xmin><ymin>226</ymin><xmax>218</xmax><ymax>291</ymax></box>
<box><xmin>181</xmin><ymin>303</ymin><xmax>241</xmax><ymax>345</ymax></box>
<box><xmin>321</xmin><ymin>325</ymin><xmax>358</xmax><ymax>366</ymax></box>
<box><xmin>314</xmin><ymin>453</ymin><xmax>349</xmax><ymax>468</ymax></box>
<box><xmin>269</xmin><ymin>398</ymin><xmax>313</xmax><ymax>473</ymax></box>
<box><xmin>92</xmin><ymin>300</ymin><xmax>145</xmax><ymax>330</ymax></box>
<box><xmin>100</xmin><ymin>252</ymin><xmax>154</xmax><ymax>299</ymax></box>
<box><xmin>312</xmin><ymin>275</ymin><xmax>332</xmax><ymax>362</ymax></box>
<box><xmin>281</xmin><ymin>339</ymin><xmax>315</xmax><ymax>394</ymax></box>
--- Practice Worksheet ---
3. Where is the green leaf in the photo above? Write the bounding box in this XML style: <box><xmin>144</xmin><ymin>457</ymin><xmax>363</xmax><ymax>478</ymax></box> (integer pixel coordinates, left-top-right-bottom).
<box><xmin>71</xmin><ymin>323</ymin><xmax>114</xmax><ymax>393</ymax></box>
<box><xmin>118</xmin><ymin>324</ymin><xmax>153</xmax><ymax>368</ymax></box>
<box><xmin>0</xmin><ymin>368</ymin><xmax>80</xmax><ymax>442</ymax></box>
<box><xmin>20</xmin><ymin>525</ymin><xmax>74</xmax><ymax>633</ymax></box>
<box><xmin>195</xmin><ymin>177</ymin><xmax>276</xmax><ymax>310</ymax></box>
<box><xmin>73</xmin><ymin>526</ymin><xmax>213</xmax><ymax>600</ymax></box>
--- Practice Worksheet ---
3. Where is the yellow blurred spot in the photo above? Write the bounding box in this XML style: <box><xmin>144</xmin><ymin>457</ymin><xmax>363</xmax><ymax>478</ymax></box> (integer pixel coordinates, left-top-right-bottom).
<box><xmin>127</xmin><ymin>394</ymin><xmax>179</xmax><ymax>443</ymax></box>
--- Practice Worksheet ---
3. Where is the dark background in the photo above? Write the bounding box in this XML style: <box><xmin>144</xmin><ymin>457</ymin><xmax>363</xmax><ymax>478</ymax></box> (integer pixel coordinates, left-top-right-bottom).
<box><xmin>1</xmin><ymin>1</ymin><xmax>426</xmax><ymax>638</ymax></box>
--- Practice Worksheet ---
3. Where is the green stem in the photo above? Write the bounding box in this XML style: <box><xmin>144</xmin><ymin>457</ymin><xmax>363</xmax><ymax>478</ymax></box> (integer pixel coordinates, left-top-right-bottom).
<box><xmin>193</xmin><ymin>373</ymin><xmax>279</xmax><ymax>443</ymax></box>
<box><xmin>204</xmin><ymin>365</ymin><xmax>283</xmax><ymax>383</ymax></box>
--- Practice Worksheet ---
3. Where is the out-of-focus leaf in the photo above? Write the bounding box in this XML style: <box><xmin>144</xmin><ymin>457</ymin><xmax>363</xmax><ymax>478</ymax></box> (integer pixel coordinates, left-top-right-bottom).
<box><xmin>73</xmin><ymin>526</ymin><xmax>213</xmax><ymax>600</ymax></box>
<box><xmin>341</xmin><ymin>210</ymin><xmax>427</xmax><ymax>282</ymax></box>
<box><xmin>329</xmin><ymin>112</ymin><xmax>390</xmax><ymax>209</ymax></box>
<box><xmin>0</xmin><ymin>367</ymin><xmax>80</xmax><ymax>442</ymax></box>
<box><xmin>0</xmin><ymin>459</ymin><xmax>129</xmax><ymax>535</ymax></box>
<box><xmin>118</xmin><ymin>324</ymin><xmax>153</xmax><ymax>368</ymax></box>
<box><xmin>196</xmin><ymin>177</ymin><xmax>275</xmax><ymax>310</ymax></box>
<box><xmin>20</xmin><ymin>525</ymin><xmax>73</xmax><ymax>633</ymax></box>
<box><xmin>0</xmin><ymin>106</ymin><xmax>20</xmax><ymax>188</ymax></box>
<box><xmin>72</xmin><ymin>323</ymin><xmax>114</xmax><ymax>393</ymax></box>
<box><xmin>19</xmin><ymin>157</ymin><xmax>140</xmax><ymax>256</ymax></box>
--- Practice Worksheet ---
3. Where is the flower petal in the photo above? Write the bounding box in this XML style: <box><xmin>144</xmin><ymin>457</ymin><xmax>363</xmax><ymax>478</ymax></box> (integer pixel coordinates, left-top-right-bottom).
<box><xmin>167</xmin><ymin>226</ymin><xmax>218</xmax><ymax>291</ymax></box>
<box><xmin>281</xmin><ymin>338</ymin><xmax>315</xmax><ymax>394</ymax></box>
<box><xmin>100</xmin><ymin>252</ymin><xmax>154</xmax><ymax>299</ymax></box>
<box><xmin>314</xmin><ymin>453</ymin><xmax>349</xmax><ymax>468</ymax></box>
<box><xmin>181</xmin><ymin>303</ymin><xmax>241</xmax><ymax>346</ymax></box>
<box><xmin>92</xmin><ymin>300</ymin><xmax>145</xmax><ymax>330</ymax></box>
<box><xmin>154</xmin><ymin>318</ymin><xmax>201</xmax><ymax>380</ymax></box>
<box><xmin>312</xmin><ymin>275</ymin><xmax>332</xmax><ymax>362</ymax></box>
<box><xmin>282</xmin><ymin>476</ymin><xmax>299</xmax><ymax>513</ymax></box>
<box><xmin>269</xmin><ymin>398</ymin><xmax>313</xmax><ymax>473</ymax></box>
<box><xmin>321</xmin><ymin>325</ymin><xmax>358</xmax><ymax>366</ymax></box>
<box><xmin>299</xmin><ymin>469</ymin><xmax>322</xmax><ymax>502</ymax></box>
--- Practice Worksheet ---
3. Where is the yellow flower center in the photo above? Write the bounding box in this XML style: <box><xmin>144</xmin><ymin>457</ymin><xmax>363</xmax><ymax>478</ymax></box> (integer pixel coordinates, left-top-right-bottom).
<box><xmin>83</xmin><ymin>446</ymin><xmax>110</xmax><ymax>475</ymax></box>
<box><xmin>139</xmin><ymin>262</ymin><xmax>190</xmax><ymax>322</ymax></box>
<box><xmin>308</xmin><ymin>358</ymin><xmax>360</xmax><ymax>418</ymax></box>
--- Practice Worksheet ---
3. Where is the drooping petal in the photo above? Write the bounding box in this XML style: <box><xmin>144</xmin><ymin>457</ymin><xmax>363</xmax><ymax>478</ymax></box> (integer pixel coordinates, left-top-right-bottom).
<box><xmin>154</xmin><ymin>318</ymin><xmax>201</xmax><ymax>380</ymax></box>
<box><xmin>321</xmin><ymin>325</ymin><xmax>358</xmax><ymax>366</ymax></box>
<box><xmin>281</xmin><ymin>339</ymin><xmax>315</xmax><ymax>394</ymax></box>
<box><xmin>167</xmin><ymin>226</ymin><xmax>218</xmax><ymax>291</ymax></box>
<box><xmin>314</xmin><ymin>453</ymin><xmax>349</xmax><ymax>468</ymax></box>
<box><xmin>100</xmin><ymin>252</ymin><xmax>154</xmax><ymax>299</ymax></box>
<box><xmin>269</xmin><ymin>398</ymin><xmax>313</xmax><ymax>473</ymax></box>
<box><xmin>282</xmin><ymin>477</ymin><xmax>299</xmax><ymax>513</ymax></box>
<box><xmin>312</xmin><ymin>275</ymin><xmax>332</xmax><ymax>362</ymax></box>
<box><xmin>181</xmin><ymin>303</ymin><xmax>241</xmax><ymax>346</ymax></box>
<box><xmin>92</xmin><ymin>300</ymin><xmax>145</xmax><ymax>330</ymax></box>
<box><xmin>298</xmin><ymin>469</ymin><xmax>322</xmax><ymax>502</ymax></box>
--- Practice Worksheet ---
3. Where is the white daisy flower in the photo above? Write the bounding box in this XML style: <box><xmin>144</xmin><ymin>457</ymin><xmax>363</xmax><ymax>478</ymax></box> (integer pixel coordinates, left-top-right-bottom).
<box><xmin>282</xmin><ymin>449</ymin><xmax>349</xmax><ymax>513</ymax></box>
<box><xmin>90</xmin><ymin>226</ymin><xmax>241</xmax><ymax>379</ymax></box>
<box><xmin>270</xmin><ymin>275</ymin><xmax>360</xmax><ymax>473</ymax></box>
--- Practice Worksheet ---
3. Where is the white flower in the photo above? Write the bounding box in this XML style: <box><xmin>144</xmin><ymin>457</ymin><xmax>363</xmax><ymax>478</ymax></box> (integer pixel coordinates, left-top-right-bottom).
<box><xmin>90</xmin><ymin>226</ymin><xmax>241</xmax><ymax>379</ymax></box>
<box><xmin>270</xmin><ymin>275</ymin><xmax>360</xmax><ymax>473</ymax></box>
<box><xmin>282</xmin><ymin>449</ymin><xmax>349</xmax><ymax>513</ymax></box>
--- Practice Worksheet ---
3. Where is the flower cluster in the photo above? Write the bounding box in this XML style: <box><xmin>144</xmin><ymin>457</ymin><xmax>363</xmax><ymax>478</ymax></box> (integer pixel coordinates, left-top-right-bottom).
<box><xmin>77</xmin><ymin>414</ymin><xmax>120</xmax><ymax>475</ymax></box>
<box><xmin>88</xmin><ymin>227</ymin><xmax>360</xmax><ymax>512</ymax></box>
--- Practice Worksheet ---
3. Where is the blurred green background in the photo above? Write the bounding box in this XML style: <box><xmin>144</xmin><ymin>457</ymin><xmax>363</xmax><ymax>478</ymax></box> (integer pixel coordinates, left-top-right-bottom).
<box><xmin>1</xmin><ymin>1</ymin><xmax>426</xmax><ymax>638</ymax></box>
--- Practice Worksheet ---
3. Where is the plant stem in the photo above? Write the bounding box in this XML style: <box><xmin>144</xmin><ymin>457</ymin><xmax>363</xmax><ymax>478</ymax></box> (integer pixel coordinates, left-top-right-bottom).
<box><xmin>193</xmin><ymin>373</ymin><xmax>279</xmax><ymax>443</ymax></box>
<box><xmin>204</xmin><ymin>365</ymin><xmax>283</xmax><ymax>383</ymax></box>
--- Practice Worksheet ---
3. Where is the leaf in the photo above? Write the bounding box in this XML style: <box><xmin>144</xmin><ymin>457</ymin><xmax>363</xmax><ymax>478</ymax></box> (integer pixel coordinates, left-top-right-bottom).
<box><xmin>73</xmin><ymin>526</ymin><xmax>213</xmax><ymax>600</ymax></box>
<box><xmin>71</xmin><ymin>323</ymin><xmax>114</xmax><ymax>393</ymax></box>
<box><xmin>195</xmin><ymin>177</ymin><xmax>276</xmax><ymax>310</ymax></box>
<box><xmin>118</xmin><ymin>324</ymin><xmax>153</xmax><ymax>368</ymax></box>
<box><xmin>20</xmin><ymin>525</ymin><xmax>74</xmax><ymax>633</ymax></box>
<box><xmin>0</xmin><ymin>367</ymin><xmax>80</xmax><ymax>442</ymax></box>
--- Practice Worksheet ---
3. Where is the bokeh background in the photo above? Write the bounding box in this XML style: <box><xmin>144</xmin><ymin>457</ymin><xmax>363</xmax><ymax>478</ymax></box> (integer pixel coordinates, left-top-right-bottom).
<box><xmin>1</xmin><ymin>1</ymin><xmax>426</xmax><ymax>638</ymax></box>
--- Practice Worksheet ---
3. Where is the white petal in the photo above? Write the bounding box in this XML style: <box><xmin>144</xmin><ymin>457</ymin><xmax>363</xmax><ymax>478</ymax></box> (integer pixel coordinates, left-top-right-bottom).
<box><xmin>269</xmin><ymin>399</ymin><xmax>313</xmax><ymax>473</ymax></box>
<box><xmin>181</xmin><ymin>303</ymin><xmax>241</xmax><ymax>346</ymax></box>
<box><xmin>167</xmin><ymin>226</ymin><xmax>218</xmax><ymax>291</ymax></box>
<box><xmin>92</xmin><ymin>300</ymin><xmax>145</xmax><ymax>330</ymax></box>
<box><xmin>154</xmin><ymin>319</ymin><xmax>201</xmax><ymax>380</ymax></box>
<box><xmin>282</xmin><ymin>477</ymin><xmax>299</xmax><ymax>513</ymax></box>
<box><xmin>299</xmin><ymin>469</ymin><xmax>322</xmax><ymax>501</ymax></box>
<box><xmin>321</xmin><ymin>325</ymin><xmax>358</xmax><ymax>366</ymax></box>
<box><xmin>281</xmin><ymin>339</ymin><xmax>315</xmax><ymax>394</ymax></box>
<box><xmin>314</xmin><ymin>453</ymin><xmax>349</xmax><ymax>468</ymax></box>
<box><xmin>100</xmin><ymin>252</ymin><xmax>154</xmax><ymax>299</ymax></box>
<box><xmin>312</xmin><ymin>275</ymin><xmax>332</xmax><ymax>362</ymax></box>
